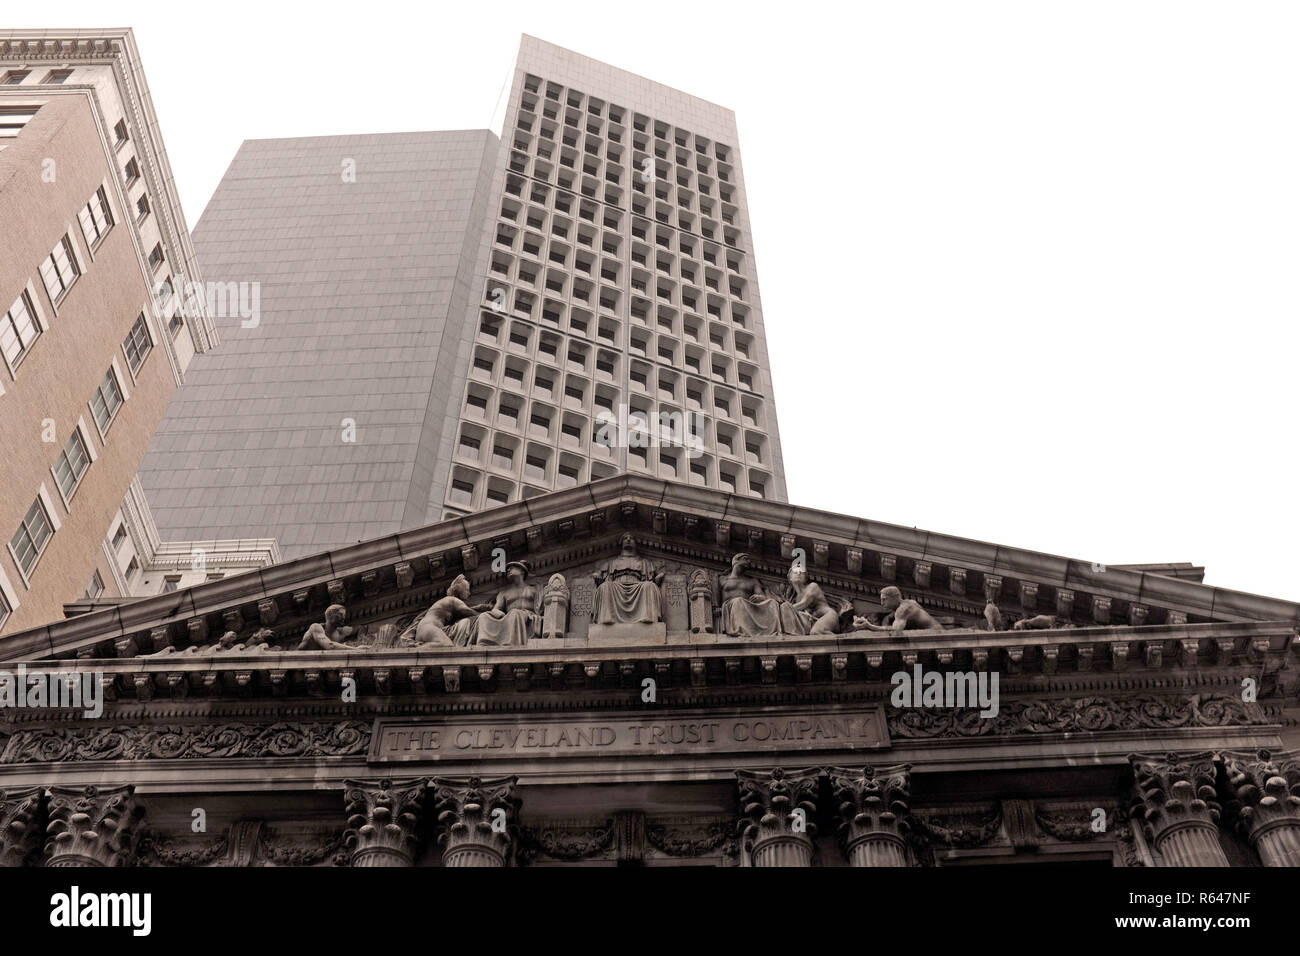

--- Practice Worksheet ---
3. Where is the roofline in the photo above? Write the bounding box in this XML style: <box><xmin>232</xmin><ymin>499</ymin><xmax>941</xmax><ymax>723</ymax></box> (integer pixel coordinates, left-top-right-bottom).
<box><xmin>1</xmin><ymin>475</ymin><xmax>1297</xmax><ymax>661</ymax></box>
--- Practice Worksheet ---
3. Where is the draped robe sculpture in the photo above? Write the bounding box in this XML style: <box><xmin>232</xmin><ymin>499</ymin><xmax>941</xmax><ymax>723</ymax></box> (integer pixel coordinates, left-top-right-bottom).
<box><xmin>592</xmin><ymin>533</ymin><xmax>664</xmax><ymax>625</ymax></box>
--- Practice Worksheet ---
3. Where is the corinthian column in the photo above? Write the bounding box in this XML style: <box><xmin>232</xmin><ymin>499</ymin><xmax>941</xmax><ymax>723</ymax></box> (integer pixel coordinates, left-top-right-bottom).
<box><xmin>826</xmin><ymin>764</ymin><xmax>913</xmax><ymax>867</ymax></box>
<box><xmin>1218</xmin><ymin>749</ymin><xmax>1300</xmax><ymax>867</ymax></box>
<box><xmin>0</xmin><ymin>787</ymin><xmax>43</xmax><ymax>867</ymax></box>
<box><xmin>1129</xmin><ymin>752</ymin><xmax>1229</xmax><ymax>867</ymax></box>
<box><xmin>431</xmin><ymin>776</ymin><xmax>520</xmax><ymax>867</ymax></box>
<box><xmin>343</xmin><ymin>778</ymin><xmax>427</xmax><ymax>867</ymax></box>
<box><xmin>44</xmin><ymin>785</ymin><xmax>144</xmax><ymax>867</ymax></box>
<box><xmin>736</xmin><ymin>768</ymin><xmax>821</xmax><ymax>867</ymax></box>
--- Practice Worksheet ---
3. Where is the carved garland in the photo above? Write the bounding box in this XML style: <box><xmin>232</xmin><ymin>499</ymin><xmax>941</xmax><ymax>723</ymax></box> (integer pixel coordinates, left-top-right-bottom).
<box><xmin>0</xmin><ymin>721</ymin><xmax>370</xmax><ymax>764</ymax></box>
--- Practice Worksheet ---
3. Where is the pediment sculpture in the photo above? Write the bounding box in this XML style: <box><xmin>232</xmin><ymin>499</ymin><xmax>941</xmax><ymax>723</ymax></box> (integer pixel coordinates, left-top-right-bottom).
<box><xmin>592</xmin><ymin>533</ymin><xmax>664</xmax><ymax>625</ymax></box>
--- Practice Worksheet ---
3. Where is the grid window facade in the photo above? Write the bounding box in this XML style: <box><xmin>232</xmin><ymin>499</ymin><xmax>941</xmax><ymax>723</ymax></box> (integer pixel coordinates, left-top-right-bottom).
<box><xmin>444</xmin><ymin>46</ymin><xmax>785</xmax><ymax>514</ymax></box>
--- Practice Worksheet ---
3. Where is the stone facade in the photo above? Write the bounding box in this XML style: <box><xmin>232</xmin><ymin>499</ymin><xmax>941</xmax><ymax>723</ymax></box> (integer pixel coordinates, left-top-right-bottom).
<box><xmin>0</xmin><ymin>476</ymin><xmax>1295</xmax><ymax>866</ymax></box>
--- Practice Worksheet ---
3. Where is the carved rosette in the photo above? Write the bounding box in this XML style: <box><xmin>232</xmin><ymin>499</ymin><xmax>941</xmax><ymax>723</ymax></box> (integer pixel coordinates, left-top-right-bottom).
<box><xmin>343</xmin><ymin>777</ymin><xmax>427</xmax><ymax>867</ymax></box>
<box><xmin>736</xmin><ymin>768</ymin><xmax>820</xmax><ymax>867</ymax></box>
<box><xmin>0</xmin><ymin>787</ymin><xmax>43</xmax><ymax>867</ymax></box>
<box><xmin>44</xmin><ymin>785</ymin><xmax>144</xmax><ymax>867</ymax></box>
<box><xmin>1218</xmin><ymin>749</ymin><xmax>1300</xmax><ymax>867</ymax></box>
<box><xmin>432</xmin><ymin>775</ymin><xmax>521</xmax><ymax>867</ymax></box>
<box><xmin>1129</xmin><ymin>752</ymin><xmax>1229</xmax><ymax>867</ymax></box>
<box><xmin>827</xmin><ymin>764</ymin><xmax>913</xmax><ymax>867</ymax></box>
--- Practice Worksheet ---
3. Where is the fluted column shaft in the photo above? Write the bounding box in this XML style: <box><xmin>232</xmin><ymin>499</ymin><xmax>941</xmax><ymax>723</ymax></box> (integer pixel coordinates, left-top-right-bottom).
<box><xmin>846</xmin><ymin>830</ymin><xmax>910</xmax><ymax>867</ymax></box>
<box><xmin>1151</xmin><ymin>820</ymin><xmax>1230</xmax><ymax>867</ymax></box>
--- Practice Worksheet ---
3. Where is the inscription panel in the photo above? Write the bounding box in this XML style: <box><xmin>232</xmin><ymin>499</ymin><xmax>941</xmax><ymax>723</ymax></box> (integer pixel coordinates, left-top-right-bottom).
<box><xmin>370</xmin><ymin>705</ymin><xmax>888</xmax><ymax>763</ymax></box>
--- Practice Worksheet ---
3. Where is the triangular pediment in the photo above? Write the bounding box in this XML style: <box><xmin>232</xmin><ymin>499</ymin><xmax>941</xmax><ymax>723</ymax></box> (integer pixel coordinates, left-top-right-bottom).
<box><xmin>2</xmin><ymin>475</ymin><xmax>1296</xmax><ymax>667</ymax></box>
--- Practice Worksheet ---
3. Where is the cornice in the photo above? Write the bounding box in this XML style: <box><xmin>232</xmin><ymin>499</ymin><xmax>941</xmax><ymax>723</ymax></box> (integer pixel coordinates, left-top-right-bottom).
<box><xmin>3</xmin><ymin>478</ymin><xmax>1298</xmax><ymax>665</ymax></box>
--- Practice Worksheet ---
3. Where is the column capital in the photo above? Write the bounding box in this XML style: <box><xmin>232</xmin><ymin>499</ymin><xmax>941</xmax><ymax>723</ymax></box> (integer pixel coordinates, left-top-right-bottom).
<box><xmin>1128</xmin><ymin>751</ymin><xmax>1221</xmax><ymax>846</ymax></box>
<box><xmin>431</xmin><ymin>775</ymin><xmax>520</xmax><ymax>867</ymax></box>
<box><xmin>0</xmin><ymin>787</ymin><xmax>44</xmax><ymax>867</ymax></box>
<box><xmin>827</xmin><ymin>764</ymin><xmax>913</xmax><ymax>855</ymax></box>
<box><xmin>1218</xmin><ymin>749</ymin><xmax>1300</xmax><ymax>843</ymax></box>
<box><xmin>343</xmin><ymin>777</ymin><xmax>427</xmax><ymax>867</ymax></box>
<box><xmin>44</xmin><ymin>785</ymin><xmax>144</xmax><ymax>867</ymax></box>
<box><xmin>736</xmin><ymin>767</ymin><xmax>819</xmax><ymax>865</ymax></box>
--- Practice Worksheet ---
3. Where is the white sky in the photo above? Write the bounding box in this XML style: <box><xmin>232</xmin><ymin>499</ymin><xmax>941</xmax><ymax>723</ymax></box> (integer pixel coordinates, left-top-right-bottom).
<box><xmin>19</xmin><ymin>1</ymin><xmax>1300</xmax><ymax>601</ymax></box>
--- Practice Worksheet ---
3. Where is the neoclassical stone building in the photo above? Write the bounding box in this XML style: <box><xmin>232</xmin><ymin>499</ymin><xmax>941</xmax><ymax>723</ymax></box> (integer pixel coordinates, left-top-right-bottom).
<box><xmin>0</xmin><ymin>476</ymin><xmax>1296</xmax><ymax>867</ymax></box>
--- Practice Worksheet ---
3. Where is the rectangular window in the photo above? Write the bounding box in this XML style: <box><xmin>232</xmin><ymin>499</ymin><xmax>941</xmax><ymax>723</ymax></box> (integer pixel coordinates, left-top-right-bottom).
<box><xmin>42</xmin><ymin>69</ymin><xmax>73</xmax><ymax>84</ymax></box>
<box><xmin>39</xmin><ymin>235</ymin><xmax>80</xmax><ymax>303</ymax></box>
<box><xmin>0</xmin><ymin>587</ymin><xmax>9</xmax><ymax>628</ymax></box>
<box><xmin>0</xmin><ymin>105</ymin><xmax>39</xmax><ymax>145</ymax></box>
<box><xmin>122</xmin><ymin>313</ymin><xmax>151</xmax><ymax>373</ymax></box>
<box><xmin>89</xmin><ymin>366</ymin><xmax>124</xmax><ymax>434</ymax></box>
<box><xmin>111</xmin><ymin>523</ymin><xmax>127</xmax><ymax>549</ymax></box>
<box><xmin>148</xmin><ymin>243</ymin><xmax>165</xmax><ymax>271</ymax></box>
<box><xmin>125</xmin><ymin>556</ymin><xmax>139</xmax><ymax>579</ymax></box>
<box><xmin>1</xmin><ymin>70</ymin><xmax>30</xmax><ymax>84</ymax></box>
<box><xmin>78</xmin><ymin>186</ymin><xmax>114</xmax><ymax>248</ymax></box>
<box><xmin>85</xmin><ymin>570</ymin><xmax>104</xmax><ymax>600</ymax></box>
<box><xmin>1</xmin><ymin>291</ymin><xmax>40</xmax><ymax>370</ymax></box>
<box><xmin>53</xmin><ymin>428</ymin><xmax>91</xmax><ymax>501</ymax></box>
<box><xmin>124</xmin><ymin>157</ymin><xmax>140</xmax><ymax>184</ymax></box>
<box><xmin>135</xmin><ymin>193</ymin><xmax>150</xmax><ymax>222</ymax></box>
<box><xmin>162</xmin><ymin>575</ymin><xmax>181</xmax><ymax>593</ymax></box>
<box><xmin>113</xmin><ymin>119</ymin><xmax>128</xmax><ymax>145</ymax></box>
<box><xmin>10</xmin><ymin>497</ymin><xmax>53</xmax><ymax>576</ymax></box>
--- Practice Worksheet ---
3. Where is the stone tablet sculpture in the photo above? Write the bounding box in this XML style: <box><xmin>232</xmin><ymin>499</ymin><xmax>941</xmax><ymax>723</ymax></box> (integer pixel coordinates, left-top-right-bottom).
<box><xmin>475</xmin><ymin>561</ymin><xmax>540</xmax><ymax>646</ymax></box>
<box><xmin>592</xmin><ymin>533</ymin><xmax>664</xmax><ymax>625</ymax></box>
<box><xmin>852</xmin><ymin>586</ymin><xmax>943</xmax><ymax>633</ymax></box>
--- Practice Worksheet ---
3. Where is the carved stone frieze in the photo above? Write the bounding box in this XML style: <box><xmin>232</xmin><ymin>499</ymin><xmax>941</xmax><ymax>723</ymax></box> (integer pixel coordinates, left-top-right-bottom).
<box><xmin>1</xmin><ymin>721</ymin><xmax>371</xmax><ymax>763</ymax></box>
<box><xmin>888</xmin><ymin>694</ymin><xmax>1261</xmax><ymax>740</ymax></box>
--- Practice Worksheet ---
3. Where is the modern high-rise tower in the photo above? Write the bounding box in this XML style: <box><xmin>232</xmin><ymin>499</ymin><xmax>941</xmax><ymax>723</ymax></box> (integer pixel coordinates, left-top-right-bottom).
<box><xmin>137</xmin><ymin>35</ymin><xmax>786</xmax><ymax>561</ymax></box>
